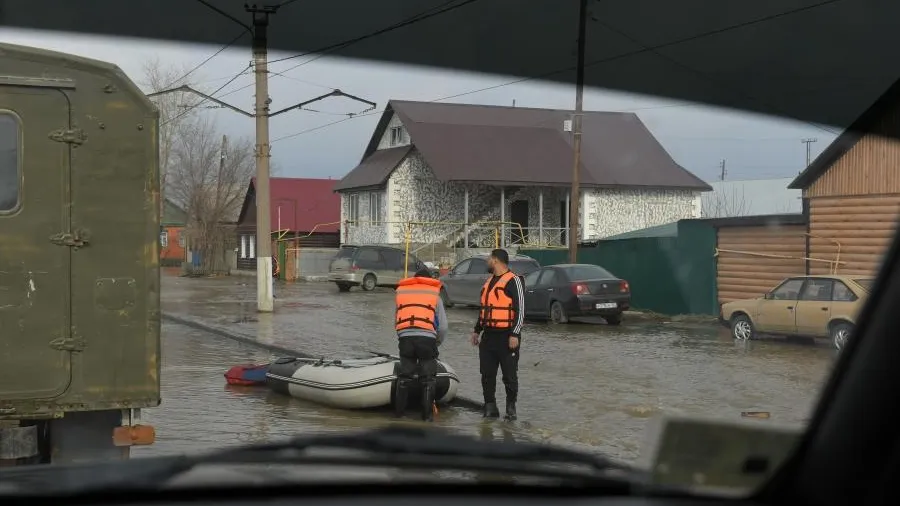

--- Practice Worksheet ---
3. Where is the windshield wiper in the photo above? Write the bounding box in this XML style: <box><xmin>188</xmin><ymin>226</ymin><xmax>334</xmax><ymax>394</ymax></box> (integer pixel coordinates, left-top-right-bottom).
<box><xmin>0</xmin><ymin>426</ymin><xmax>638</xmax><ymax>495</ymax></box>
<box><xmin>216</xmin><ymin>425</ymin><xmax>624</xmax><ymax>468</ymax></box>
<box><xmin>185</xmin><ymin>426</ymin><xmax>637</xmax><ymax>486</ymax></box>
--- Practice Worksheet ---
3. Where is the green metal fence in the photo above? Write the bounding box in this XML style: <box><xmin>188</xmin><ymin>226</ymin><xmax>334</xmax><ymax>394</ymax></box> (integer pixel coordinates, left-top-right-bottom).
<box><xmin>520</xmin><ymin>220</ymin><xmax>718</xmax><ymax>316</ymax></box>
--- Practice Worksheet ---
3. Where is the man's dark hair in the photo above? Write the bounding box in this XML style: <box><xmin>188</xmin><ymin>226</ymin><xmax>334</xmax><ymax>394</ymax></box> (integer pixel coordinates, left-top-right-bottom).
<box><xmin>414</xmin><ymin>267</ymin><xmax>433</xmax><ymax>278</ymax></box>
<box><xmin>490</xmin><ymin>248</ymin><xmax>509</xmax><ymax>265</ymax></box>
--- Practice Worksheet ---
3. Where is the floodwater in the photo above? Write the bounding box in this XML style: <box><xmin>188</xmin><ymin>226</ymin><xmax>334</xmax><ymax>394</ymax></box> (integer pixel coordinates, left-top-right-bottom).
<box><xmin>144</xmin><ymin>273</ymin><xmax>839</xmax><ymax>462</ymax></box>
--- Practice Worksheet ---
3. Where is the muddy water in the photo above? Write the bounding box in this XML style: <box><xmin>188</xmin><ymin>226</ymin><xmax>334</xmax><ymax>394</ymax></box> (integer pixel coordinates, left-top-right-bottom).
<box><xmin>152</xmin><ymin>274</ymin><xmax>837</xmax><ymax>462</ymax></box>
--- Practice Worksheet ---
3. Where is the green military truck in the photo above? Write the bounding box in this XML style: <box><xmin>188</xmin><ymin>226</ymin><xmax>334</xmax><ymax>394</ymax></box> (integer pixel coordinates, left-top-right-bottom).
<box><xmin>0</xmin><ymin>43</ymin><xmax>160</xmax><ymax>464</ymax></box>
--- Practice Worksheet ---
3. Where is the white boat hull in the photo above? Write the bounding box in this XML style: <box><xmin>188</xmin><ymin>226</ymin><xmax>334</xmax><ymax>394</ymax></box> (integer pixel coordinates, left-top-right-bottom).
<box><xmin>265</xmin><ymin>355</ymin><xmax>460</xmax><ymax>410</ymax></box>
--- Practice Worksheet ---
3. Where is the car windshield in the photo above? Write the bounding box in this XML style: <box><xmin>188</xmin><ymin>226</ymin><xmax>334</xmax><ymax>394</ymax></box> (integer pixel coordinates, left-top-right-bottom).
<box><xmin>563</xmin><ymin>265</ymin><xmax>615</xmax><ymax>280</ymax></box>
<box><xmin>4</xmin><ymin>0</ymin><xmax>899</xmax><ymax>499</ymax></box>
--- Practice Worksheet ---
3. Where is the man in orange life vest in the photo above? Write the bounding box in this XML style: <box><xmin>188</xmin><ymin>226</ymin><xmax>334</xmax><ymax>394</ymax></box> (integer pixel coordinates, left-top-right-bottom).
<box><xmin>394</xmin><ymin>267</ymin><xmax>448</xmax><ymax>421</ymax></box>
<box><xmin>469</xmin><ymin>249</ymin><xmax>525</xmax><ymax>421</ymax></box>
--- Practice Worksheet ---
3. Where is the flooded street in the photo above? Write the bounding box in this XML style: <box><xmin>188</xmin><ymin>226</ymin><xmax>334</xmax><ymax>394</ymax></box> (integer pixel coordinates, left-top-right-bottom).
<box><xmin>149</xmin><ymin>272</ymin><xmax>839</xmax><ymax>462</ymax></box>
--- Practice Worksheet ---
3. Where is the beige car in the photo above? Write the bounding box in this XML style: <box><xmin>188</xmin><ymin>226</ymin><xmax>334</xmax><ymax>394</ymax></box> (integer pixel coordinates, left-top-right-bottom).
<box><xmin>719</xmin><ymin>275</ymin><xmax>874</xmax><ymax>350</ymax></box>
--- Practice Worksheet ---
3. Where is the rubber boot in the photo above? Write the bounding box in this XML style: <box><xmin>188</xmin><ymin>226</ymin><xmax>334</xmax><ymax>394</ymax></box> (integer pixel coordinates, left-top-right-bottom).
<box><xmin>483</xmin><ymin>402</ymin><xmax>500</xmax><ymax>418</ymax></box>
<box><xmin>394</xmin><ymin>379</ymin><xmax>410</xmax><ymax>418</ymax></box>
<box><xmin>505</xmin><ymin>401</ymin><xmax>517</xmax><ymax>421</ymax></box>
<box><xmin>421</xmin><ymin>380</ymin><xmax>436</xmax><ymax>422</ymax></box>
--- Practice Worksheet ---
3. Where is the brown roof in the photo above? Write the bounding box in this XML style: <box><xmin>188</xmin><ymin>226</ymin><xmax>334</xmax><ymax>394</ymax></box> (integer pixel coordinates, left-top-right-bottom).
<box><xmin>337</xmin><ymin>100</ymin><xmax>710</xmax><ymax>191</ymax></box>
<box><xmin>789</xmin><ymin>80</ymin><xmax>900</xmax><ymax>190</ymax></box>
<box><xmin>333</xmin><ymin>145</ymin><xmax>412</xmax><ymax>191</ymax></box>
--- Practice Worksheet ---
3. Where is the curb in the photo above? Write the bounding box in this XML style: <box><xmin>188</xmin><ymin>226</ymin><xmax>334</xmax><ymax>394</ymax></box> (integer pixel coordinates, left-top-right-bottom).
<box><xmin>161</xmin><ymin>313</ymin><xmax>485</xmax><ymax>413</ymax></box>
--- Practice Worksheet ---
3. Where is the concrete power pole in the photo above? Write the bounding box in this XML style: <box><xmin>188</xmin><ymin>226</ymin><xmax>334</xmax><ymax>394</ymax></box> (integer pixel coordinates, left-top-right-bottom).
<box><xmin>248</xmin><ymin>4</ymin><xmax>275</xmax><ymax>313</ymax></box>
<box><xmin>568</xmin><ymin>0</ymin><xmax>588</xmax><ymax>264</ymax></box>
<box><xmin>801</xmin><ymin>138</ymin><xmax>818</xmax><ymax>171</ymax></box>
<box><xmin>146</xmin><ymin>6</ymin><xmax>377</xmax><ymax>314</ymax></box>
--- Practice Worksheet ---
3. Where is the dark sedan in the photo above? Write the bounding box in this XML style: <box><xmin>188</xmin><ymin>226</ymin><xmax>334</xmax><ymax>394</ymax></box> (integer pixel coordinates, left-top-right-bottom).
<box><xmin>523</xmin><ymin>264</ymin><xmax>631</xmax><ymax>325</ymax></box>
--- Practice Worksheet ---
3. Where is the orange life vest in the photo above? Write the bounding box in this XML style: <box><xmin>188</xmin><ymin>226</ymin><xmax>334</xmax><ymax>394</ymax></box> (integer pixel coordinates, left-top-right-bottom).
<box><xmin>479</xmin><ymin>270</ymin><xmax>517</xmax><ymax>329</ymax></box>
<box><xmin>395</xmin><ymin>276</ymin><xmax>443</xmax><ymax>332</ymax></box>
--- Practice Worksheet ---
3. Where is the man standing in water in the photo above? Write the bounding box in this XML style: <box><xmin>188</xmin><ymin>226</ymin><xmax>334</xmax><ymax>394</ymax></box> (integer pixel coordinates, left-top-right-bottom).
<box><xmin>470</xmin><ymin>249</ymin><xmax>525</xmax><ymax>420</ymax></box>
<box><xmin>394</xmin><ymin>267</ymin><xmax>448</xmax><ymax>421</ymax></box>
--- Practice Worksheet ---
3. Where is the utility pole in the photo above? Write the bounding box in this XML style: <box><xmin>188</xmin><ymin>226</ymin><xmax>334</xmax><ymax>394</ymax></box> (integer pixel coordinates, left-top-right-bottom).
<box><xmin>219</xmin><ymin>134</ymin><xmax>228</xmax><ymax>174</ymax></box>
<box><xmin>248</xmin><ymin>4</ymin><xmax>276</xmax><ymax>313</ymax></box>
<box><xmin>801</xmin><ymin>138</ymin><xmax>818</xmax><ymax>170</ymax></box>
<box><xmin>719</xmin><ymin>159</ymin><xmax>727</xmax><ymax>181</ymax></box>
<box><xmin>147</xmin><ymin>5</ymin><xmax>376</xmax><ymax>313</ymax></box>
<box><xmin>568</xmin><ymin>0</ymin><xmax>588</xmax><ymax>264</ymax></box>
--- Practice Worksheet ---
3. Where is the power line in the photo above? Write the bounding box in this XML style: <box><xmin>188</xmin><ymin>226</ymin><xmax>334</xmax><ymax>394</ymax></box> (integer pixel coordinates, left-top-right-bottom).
<box><xmin>160</xmin><ymin>66</ymin><xmax>247</xmax><ymax>127</ymax></box>
<box><xmin>216</xmin><ymin>0</ymin><xmax>472</xmax><ymax>100</ymax></box>
<box><xmin>592</xmin><ymin>15</ymin><xmax>841</xmax><ymax>137</ymax></box>
<box><xmin>163</xmin><ymin>31</ymin><xmax>247</xmax><ymax>88</ymax></box>
<box><xmin>269</xmin><ymin>0</ymin><xmax>481</xmax><ymax>65</ymax></box>
<box><xmin>270</xmin><ymin>0</ymin><xmax>842</xmax><ymax>142</ymax></box>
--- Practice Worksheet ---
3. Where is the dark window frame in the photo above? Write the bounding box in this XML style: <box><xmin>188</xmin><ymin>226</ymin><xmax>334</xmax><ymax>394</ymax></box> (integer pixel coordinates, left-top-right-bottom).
<box><xmin>0</xmin><ymin>112</ymin><xmax>22</xmax><ymax>215</ymax></box>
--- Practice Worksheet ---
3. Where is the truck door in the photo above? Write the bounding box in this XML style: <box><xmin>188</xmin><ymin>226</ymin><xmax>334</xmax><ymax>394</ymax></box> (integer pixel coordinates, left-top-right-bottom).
<box><xmin>0</xmin><ymin>84</ymin><xmax>74</xmax><ymax>401</ymax></box>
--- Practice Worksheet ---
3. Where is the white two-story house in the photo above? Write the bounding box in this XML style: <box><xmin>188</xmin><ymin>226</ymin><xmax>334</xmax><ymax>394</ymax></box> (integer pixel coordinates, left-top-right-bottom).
<box><xmin>334</xmin><ymin>100</ymin><xmax>710</xmax><ymax>249</ymax></box>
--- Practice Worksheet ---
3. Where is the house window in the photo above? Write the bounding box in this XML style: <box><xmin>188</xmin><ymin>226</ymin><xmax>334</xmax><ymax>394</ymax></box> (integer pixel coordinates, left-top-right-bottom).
<box><xmin>349</xmin><ymin>194</ymin><xmax>360</xmax><ymax>223</ymax></box>
<box><xmin>160</xmin><ymin>231</ymin><xmax>169</xmax><ymax>248</ymax></box>
<box><xmin>389</xmin><ymin>126</ymin><xmax>406</xmax><ymax>146</ymax></box>
<box><xmin>178</xmin><ymin>232</ymin><xmax>186</xmax><ymax>248</ymax></box>
<box><xmin>369</xmin><ymin>192</ymin><xmax>382</xmax><ymax>224</ymax></box>
<box><xmin>240</xmin><ymin>235</ymin><xmax>248</xmax><ymax>259</ymax></box>
<box><xmin>249</xmin><ymin>235</ymin><xmax>256</xmax><ymax>259</ymax></box>
<box><xmin>0</xmin><ymin>114</ymin><xmax>20</xmax><ymax>213</ymax></box>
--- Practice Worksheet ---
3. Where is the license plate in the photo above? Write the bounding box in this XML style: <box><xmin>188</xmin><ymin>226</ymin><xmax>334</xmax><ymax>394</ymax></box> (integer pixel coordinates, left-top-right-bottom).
<box><xmin>595</xmin><ymin>302</ymin><xmax>617</xmax><ymax>309</ymax></box>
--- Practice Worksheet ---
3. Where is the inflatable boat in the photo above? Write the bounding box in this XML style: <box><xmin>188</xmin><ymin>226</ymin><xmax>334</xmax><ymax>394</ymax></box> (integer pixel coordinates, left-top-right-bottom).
<box><xmin>265</xmin><ymin>354</ymin><xmax>460</xmax><ymax>409</ymax></box>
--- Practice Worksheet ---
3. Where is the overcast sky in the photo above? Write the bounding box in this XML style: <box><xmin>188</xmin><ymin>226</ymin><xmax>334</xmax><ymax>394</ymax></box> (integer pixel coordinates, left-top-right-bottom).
<box><xmin>0</xmin><ymin>27</ymin><xmax>837</xmax><ymax>183</ymax></box>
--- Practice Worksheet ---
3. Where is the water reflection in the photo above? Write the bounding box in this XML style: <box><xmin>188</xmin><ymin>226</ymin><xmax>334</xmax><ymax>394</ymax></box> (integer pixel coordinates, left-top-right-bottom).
<box><xmin>158</xmin><ymin>276</ymin><xmax>838</xmax><ymax>463</ymax></box>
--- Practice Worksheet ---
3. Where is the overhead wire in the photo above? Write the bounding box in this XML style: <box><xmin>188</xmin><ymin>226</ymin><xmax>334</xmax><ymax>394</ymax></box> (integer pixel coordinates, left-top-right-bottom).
<box><xmin>160</xmin><ymin>67</ymin><xmax>248</xmax><ymax>127</ymax></box>
<box><xmin>270</xmin><ymin>0</ymin><xmax>843</xmax><ymax>142</ymax></box>
<box><xmin>217</xmin><ymin>0</ymin><xmax>476</xmax><ymax>100</ymax></box>
<box><xmin>162</xmin><ymin>31</ymin><xmax>248</xmax><ymax>89</ymax></box>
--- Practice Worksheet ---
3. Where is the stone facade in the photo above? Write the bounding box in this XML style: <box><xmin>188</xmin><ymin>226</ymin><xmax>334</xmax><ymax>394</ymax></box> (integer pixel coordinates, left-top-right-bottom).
<box><xmin>339</xmin><ymin>113</ymin><xmax>703</xmax><ymax>247</ymax></box>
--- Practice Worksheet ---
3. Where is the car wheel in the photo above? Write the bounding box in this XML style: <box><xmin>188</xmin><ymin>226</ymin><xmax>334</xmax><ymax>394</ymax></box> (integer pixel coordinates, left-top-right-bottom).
<box><xmin>549</xmin><ymin>301</ymin><xmax>569</xmax><ymax>324</ymax></box>
<box><xmin>831</xmin><ymin>321</ymin><xmax>853</xmax><ymax>351</ymax></box>
<box><xmin>730</xmin><ymin>314</ymin><xmax>754</xmax><ymax>341</ymax></box>
<box><xmin>440</xmin><ymin>288</ymin><xmax>454</xmax><ymax>308</ymax></box>
<box><xmin>605</xmin><ymin>313</ymin><xmax>623</xmax><ymax>326</ymax></box>
<box><xmin>361</xmin><ymin>274</ymin><xmax>377</xmax><ymax>291</ymax></box>
<box><xmin>336</xmin><ymin>282</ymin><xmax>351</xmax><ymax>292</ymax></box>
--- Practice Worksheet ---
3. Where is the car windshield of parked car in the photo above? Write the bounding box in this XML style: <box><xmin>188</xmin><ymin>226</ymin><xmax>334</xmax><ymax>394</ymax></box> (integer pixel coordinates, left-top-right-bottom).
<box><xmin>563</xmin><ymin>265</ymin><xmax>615</xmax><ymax>280</ymax></box>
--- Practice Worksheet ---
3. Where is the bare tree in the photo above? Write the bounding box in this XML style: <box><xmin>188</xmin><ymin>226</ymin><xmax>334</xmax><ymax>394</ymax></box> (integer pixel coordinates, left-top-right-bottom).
<box><xmin>701</xmin><ymin>187</ymin><xmax>751</xmax><ymax>218</ymax></box>
<box><xmin>167</xmin><ymin>115</ymin><xmax>255</xmax><ymax>274</ymax></box>
<box><xmin>140</xmin><ymin>57</ymin><xmax>205</xmax><ymax>202</ymax></box>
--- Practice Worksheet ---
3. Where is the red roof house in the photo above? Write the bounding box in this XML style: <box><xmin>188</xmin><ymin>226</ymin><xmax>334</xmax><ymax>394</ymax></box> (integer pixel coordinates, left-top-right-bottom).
<box><xmin>236</xmin><ymin>177</ymin><xmax>342</xmax><ymax>270</ymax></box>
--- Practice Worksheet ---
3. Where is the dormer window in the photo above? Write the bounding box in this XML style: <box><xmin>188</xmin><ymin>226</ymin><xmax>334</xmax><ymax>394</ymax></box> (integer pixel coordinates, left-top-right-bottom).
<box><xmin>389</xmin><ymin>126</ymin><xmax>407</xmax><ymax>146</ymax></box>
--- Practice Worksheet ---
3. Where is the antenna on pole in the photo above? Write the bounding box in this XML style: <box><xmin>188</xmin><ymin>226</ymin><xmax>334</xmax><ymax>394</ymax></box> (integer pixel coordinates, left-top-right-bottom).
<box><xmin>801</xmin><ymin>138</ymin><xmax>818</xmax><ymax>171</ymax></box>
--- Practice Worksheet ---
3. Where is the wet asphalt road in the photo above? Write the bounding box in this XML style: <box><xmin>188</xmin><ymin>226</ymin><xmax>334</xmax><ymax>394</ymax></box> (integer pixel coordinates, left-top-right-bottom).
<box><xmin>141</xmin><ymin>272</ymin><xmax>839</xmax><ymax>462</ymax></box>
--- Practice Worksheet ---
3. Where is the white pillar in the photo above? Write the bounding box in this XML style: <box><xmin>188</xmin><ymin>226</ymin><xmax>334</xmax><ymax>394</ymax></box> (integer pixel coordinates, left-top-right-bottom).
<box><xmin>538</xmin><ymin>189</ymin><xmax>544</xmax><ymax>246</ymax></box>
<box><xmin>565</xmin><ymin>191</ymin><xmax>570</xmax><ymax>246</ymax></box>
<box><xmin>500</xmin><ymin>187</ymin><xmax>506</xmax><ymax>248</ymax></box>
<box><xmin>463</xmin><ymin>186</ymin><xmax>469</xmax><ymax>249</ymax></box>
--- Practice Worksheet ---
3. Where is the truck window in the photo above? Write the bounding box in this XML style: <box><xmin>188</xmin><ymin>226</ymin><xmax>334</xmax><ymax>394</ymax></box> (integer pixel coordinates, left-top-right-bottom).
<box><xmin>0</xmin><ymin>114</ymin><xmax>19</xmax><ymax>213</ymax></box>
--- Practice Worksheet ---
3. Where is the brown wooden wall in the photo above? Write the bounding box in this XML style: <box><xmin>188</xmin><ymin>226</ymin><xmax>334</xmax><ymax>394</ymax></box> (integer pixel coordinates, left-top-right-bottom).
<box><xmin>716</xmin><ymin>224</ymin><xmax>807</xmax><ymax>305</ymax></box>
<box><xmin>808</xmin><ymin>194</ymin><xmax>900</xmax><ymax>276</ymax></box>
<box><xmin>806</xmin><ymin>107</ymin><xmax>900</xmax><ymax>198</ymax></box>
